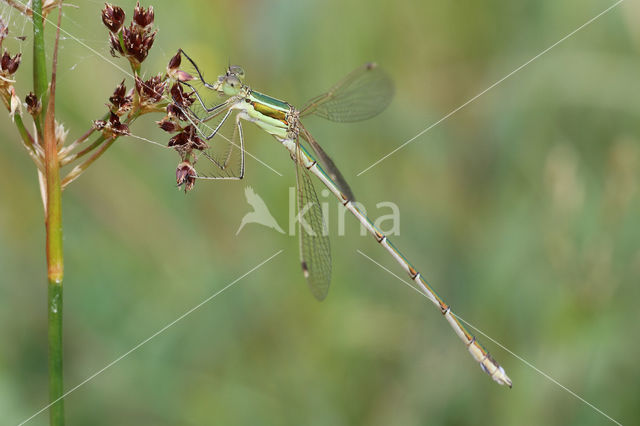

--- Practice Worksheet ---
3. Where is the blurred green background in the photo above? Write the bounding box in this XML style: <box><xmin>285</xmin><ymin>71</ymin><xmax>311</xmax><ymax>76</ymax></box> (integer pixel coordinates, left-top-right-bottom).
<box><xmin>1</xmin><ymin>0</ymin><xmax>638</xmax><ymax>424</ymax></box>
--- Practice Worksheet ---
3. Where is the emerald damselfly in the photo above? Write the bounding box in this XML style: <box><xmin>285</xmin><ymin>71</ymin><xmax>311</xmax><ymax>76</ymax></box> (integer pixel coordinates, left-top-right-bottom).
<box><xmin>174</xmin><ymin>50</ymin><xmax>512</xmax><ymax>387</ymax></box>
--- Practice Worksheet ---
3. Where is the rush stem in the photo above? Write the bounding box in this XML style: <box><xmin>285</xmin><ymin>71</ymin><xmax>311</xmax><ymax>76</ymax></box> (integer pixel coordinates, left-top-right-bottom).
<box><xmin>34</xmin><ymin>0</ymin><xmax>65</xmax><ymax>424</ymax></box>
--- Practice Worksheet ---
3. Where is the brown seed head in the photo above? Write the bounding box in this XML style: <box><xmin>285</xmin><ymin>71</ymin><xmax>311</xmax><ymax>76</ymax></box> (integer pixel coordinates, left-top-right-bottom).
<box><xmin>157</xmin><ymin>117</ymin><xmax>180</xmax><ymax>133</ymax></box>
<box><xmin>121</xmin><ymin>22</ymin><xmax>156</xmax><ymax>64</ymax></box>
<box><xmin>168</xmin><ymin>129</ymin><xmax>187</xmax><ymax>147</ymax></box>
<box><xmin>109</xmin><ymin>79</ymin><xmax>133</xmax><ymax>114</ymax></box>
<box><xmin>25</xmin><ymin>92</ymin><xmax>41</xmax><ymax>115</ymax></box>
<box><xmin>101</xmin><ymin>3</ymin><xmax>126</xmax><ymax>33</ymax></box>
<box><xmin>167</xmin><ymin>50</ymin><xmax>181</xmax><ymax>71</ymax></box>
<box><xmin>166</xmin><ymin>50</ymin><xmax>186</xmax><ymax>80</ymax></box>
<box><xmin>108</xmin><ymin>32</ymin><xmax>124</xmax><ymax>57</ymax></box>
<box><xmin>166</xmin><ymin>102</ymin><xmax>188</xmax><ymax>121</ymax></box>
<box><xmin>108</xmin><ymin>111</ymin><xmax>130</xmax><ymax>135</ymax></box>
<box><xmin>94</xmin><ymin>111</ymin><xmax>130</xmax><ymax>136</ymax></box>
<box><xmin>176</xmin><ymin>160</ymin><xmax>197</xmax><ymax>192</ymax></box>
<box><xmin>133</xmin><ymin>2</ymin><xmax>155</xmax><ymax>28</ymax></box>
<box><xmin>168</xmin><ymin>124</ymin><xmax>207</xmax><ymax>153</ymax></box>
<box><xmin>135</xmin><ymin>73</ymin><xmax>167</xmax><ymax>104</ymax></box>
<box><xmin>1</xmin><ymin>50</ymin><xmax>21</xmax><ymax>74</ymax></box>
<box><xmin>170</xmin><ymin>82</ymin><xmax>194</xmax><ymax>108</ymax></box>
<box><xmin>93</xmin><ymin>119</ymin><xmax>107</xmax><ymax>130</ymax></box>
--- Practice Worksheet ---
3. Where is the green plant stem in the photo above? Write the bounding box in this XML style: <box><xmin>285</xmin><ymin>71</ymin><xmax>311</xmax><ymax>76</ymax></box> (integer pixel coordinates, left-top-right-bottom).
<box><xmin>32</xmin><ymin>0</ymin><xmax>48</xmax><ymax>137</ymax></box>
<box><xmin>14</xmin><ymin>114</ymin><xmax>36</xmax><ymax>150</ymax></box>
<box><xmin>47</xmin><ymin>281</ymin><xmax>63</xmax><ymax>426</ymax></box>
<box><xmin>44</xmin><ymin>79</ymin><xmax>65</xmax><ymax>425</ymax></box>
<box><xmin>35</xmin><ymin>1</ymin><xmax>65</xmax><ymax>424</ymax></box>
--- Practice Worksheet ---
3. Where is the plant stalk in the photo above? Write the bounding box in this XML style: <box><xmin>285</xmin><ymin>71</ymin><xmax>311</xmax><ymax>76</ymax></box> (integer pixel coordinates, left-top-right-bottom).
<box><xmin>32</xmin><ymin>0</ymin><xmax>48</xmax><ymax>137</ymax></box>
<box><xmin>34</xmin><ymin>1</ymin><xmax>65</xmax><ymax>424</ymax></box>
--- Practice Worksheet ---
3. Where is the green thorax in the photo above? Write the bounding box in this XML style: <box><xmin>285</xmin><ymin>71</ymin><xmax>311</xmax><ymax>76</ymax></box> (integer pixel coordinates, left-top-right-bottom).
<box><xmin>249</xmin><ymin>90</ymin><xmax>292</xmax><ymax>114</ymax></box>
<box><xmin>243</xmin><ymin>89</ymin><xmax>291</xmax><ymax>138</ymax></box>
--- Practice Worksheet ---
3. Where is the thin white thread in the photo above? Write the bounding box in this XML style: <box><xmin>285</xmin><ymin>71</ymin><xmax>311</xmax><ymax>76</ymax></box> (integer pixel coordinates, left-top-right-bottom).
<box><xmin>6</xmin><ymin>1</ymin><xmax>623</xmax><ymax>424</ymax></box>
<box><xmin>127</xmin><ymin>132</ymin><xmax>169</xmax><ymax>148</ymax></box>
<box><xmin>357</xmin><ymin>0</ymin><xmax>625</xmax><ymax>176</ymax></box>
<box><xmin>455</xmin><ymin>316</ymin><xmax>622</xmax><ymax>425</ymax></box>
<box><xmin>126</xmin><ymin>132</ymin><xmax>283</xmax><ymax>176</ymax></box>
<box><xmin>356</xmin><ymin>249</ymin><xmax>622</xmax><ymax>425</ymax></box>
<box><xmin>1</xmin><ymin>1</ymin><xmax>18</xmax><ymax>53</ymax></box>
<box><xmin>17</xmin><ymin>249</ymin><xmax>284</xmax><ymax>426</ymax></box>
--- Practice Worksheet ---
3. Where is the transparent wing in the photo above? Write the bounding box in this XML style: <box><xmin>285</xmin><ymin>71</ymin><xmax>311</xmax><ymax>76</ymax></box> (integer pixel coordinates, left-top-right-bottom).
<box><xmin>300</xmin><ymin>62</ymin><xmax>394</xmax><ymax>122</ymax></box>
<box><xmin>192</xmin><ymin>111</ymin><xmax>245</xmax><ymax>180</ymax></box>
<box><xmin>177</xmin><ymin>51</ymin><xmax>245</xmax><ymax>179</ymax></box>
<box><xmin>299</xmin><ymin>125</ymin><xmax>355</xmax><ymax>201</ymax></box>
<box><xmin>295</xmin><ymin>140</ymin><xmax>332</xmax><ymax>300</ymax></box>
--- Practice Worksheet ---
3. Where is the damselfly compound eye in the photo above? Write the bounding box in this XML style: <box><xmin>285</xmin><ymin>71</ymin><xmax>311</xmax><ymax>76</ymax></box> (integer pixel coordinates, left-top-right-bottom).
<box><xmin>229</xmin><ymin>65</ymin><xmax>245</xmax><ymax>80</ymax></box>
<box><xmin>226</xmin><ymin>75</ymin><xmax>241</xmax><ymax>88</ymax></box>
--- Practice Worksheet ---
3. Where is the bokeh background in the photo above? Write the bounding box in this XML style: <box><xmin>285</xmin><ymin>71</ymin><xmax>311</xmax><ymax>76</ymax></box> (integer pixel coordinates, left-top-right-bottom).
<box><xmin>1</xmin><ymin>0</ymin><xmax>638</xmax><ymax>424</ymax></box>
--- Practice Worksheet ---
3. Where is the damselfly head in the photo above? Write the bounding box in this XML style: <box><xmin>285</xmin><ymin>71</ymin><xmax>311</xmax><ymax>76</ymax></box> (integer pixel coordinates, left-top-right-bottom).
<box><xmin>213</xmin><ymin>65</ymin><xmax>245</xmax><ymax>96</ymax></box>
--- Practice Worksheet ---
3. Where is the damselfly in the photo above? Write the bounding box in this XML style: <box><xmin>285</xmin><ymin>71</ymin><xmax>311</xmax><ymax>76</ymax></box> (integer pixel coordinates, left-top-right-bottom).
<box><xmin>174</xmin><ymin>50</ymin><xmax>512</xmax><ymax>387</ymax></box>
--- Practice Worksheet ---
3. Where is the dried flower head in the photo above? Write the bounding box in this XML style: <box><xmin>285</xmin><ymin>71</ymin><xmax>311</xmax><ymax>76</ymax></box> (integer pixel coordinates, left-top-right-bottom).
<box><xmin>108</xmin><ymin>31</ymin><xmax>124</xmax><ymax>57</ymax></box>
<box><xmin>157</xmin><ymin>117</ymin><xmax>180</xmax><ymax>133</ymax></box>
<box><xmin>166</xmin><ymin>50</ymin><xmax>197</xmax><ymax>85</ymax></box>
<box><xmin>162</xmin><ymin>83</ymin><xmax>195</xmax><ymax>124</ymax></box>
<box><xmin>133</xmin><ymin>2</ymin><xmax>154</xmax><ymax>28</ymax></box>
<box><xmin>166</xmin><ymin>102</ymin><xmax>188</xmax><ymax>121</ymax></box>
<box><xmin>168</xmin><ymin>124</ymin><xmax>207</xmax><ymax>157</ymax></box>
<box><xmin>167</xmin><ymin>50</ymin><xmax>181</xmax><ymax>71</ymax></box>
<box><xmin>101</xmin><ymin>3</ymin><xmax>126</xmax><ymax>33</ymax></box>
<box><xmin>170</xmin><ymin>82</ymin><xmax>194</xmax><ymax>108</ymax></box>
<box><xmin>176</xmin><ymin>160</ymin><xmax>197</xmax><ymax>192</ymax></box>
<box><xmin>0</xmin><ymin>54</ymin><xmax>19</xmax><ymax>90</ymax></box>
<box><xmin>25</xmin><ymin>92</ymin><xmax>41</xmax><ymax>115</ymax></box>
<box><xmin>166</xmin><ymin>50</ymin><xmax>186</xmax><ymax>80</ymax></box>
<box><xmin>1</xmin><ymin>50</ymin><xmax>21</xmax><ymax>75</ymax></box>
<box><xmin>105</xmin><ymin>3</ymin><xmax>157</xmax><ymax>69</ymax></box>
<box><xmin>108</xmin><ymin>79</ymin><xmax>133</xmax><ymax>114</ymax></box>
<box><xmin>122</xmin><ymin>22</ymin><xmax>156</xmax><ymax>65</ymax></box>
<box><xmin>94</xmin><ymin>111</ymin><xmax>130</xmax><ymax>136</ymax></box>
<box><xmin>135</xmin><ymin>73</ymin><xmax>166</xmax><ymax>104</ymax></box>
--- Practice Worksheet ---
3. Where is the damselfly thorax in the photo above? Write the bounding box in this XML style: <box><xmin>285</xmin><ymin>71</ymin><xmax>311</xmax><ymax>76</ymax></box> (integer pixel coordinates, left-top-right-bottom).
<box><xmin>235</xmin><ymin>88</ymin><xmax>302</xmax><ymax>141</ymax></box>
